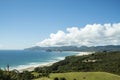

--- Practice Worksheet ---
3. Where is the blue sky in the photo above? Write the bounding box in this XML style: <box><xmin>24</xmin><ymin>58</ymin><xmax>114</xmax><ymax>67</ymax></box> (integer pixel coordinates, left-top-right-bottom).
<box><xmin>0</xmin><ymin>0</ymin><xmax>120</xmax><ymax>49</ymax></box>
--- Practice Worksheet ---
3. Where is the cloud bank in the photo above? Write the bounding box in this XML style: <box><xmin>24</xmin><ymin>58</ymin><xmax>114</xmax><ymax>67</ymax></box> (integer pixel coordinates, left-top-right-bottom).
<box><xmin>37</xmin><ymin>23</ymin><xmax>120</xmax><ymax>47</ymax></box>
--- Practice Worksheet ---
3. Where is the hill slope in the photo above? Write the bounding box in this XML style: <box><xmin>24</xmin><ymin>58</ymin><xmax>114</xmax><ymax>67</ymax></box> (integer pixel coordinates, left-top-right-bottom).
<box><xmin>50</xmin><ymin>72</ymin><xmax>120</xmax><ymax>80</ymax></box>
<box><xmin>25</xmin><ymin>45</ymin><xmax>120</xmax><ymax>52</ymax></box>
<box><xmin>34</xmin><ymin>72</ymin><xmax>120</xmax><ymax>80</ymax></box>
<box><xmin>35</xmin><ymin>51</ymin><xmax>120</xmax><ymax>75</ymax></box>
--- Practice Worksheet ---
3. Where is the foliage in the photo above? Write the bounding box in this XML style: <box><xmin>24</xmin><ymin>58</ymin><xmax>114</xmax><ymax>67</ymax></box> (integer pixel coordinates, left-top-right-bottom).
<box><xmin>0</xmin><ymin>69</ymin><xmax>34</xmax><ymax>80</ymax></box>
<box><xmin>54</xmin><ymin>77</ymin><xmax>59</xmax><ymax>80</ymax></box>
<box><xmin>1</xmin><ymin>51</ymin><xmax>120</xmax><ymax>80</ymax></box>
<box><xmin>35</xmin><ymin>51</ymin><xmax>120</xmax><ymax>75</ymax></box>
<box><xmin>25</xmin><ymin>45</ymin><xmax>120</xmax><ymax>52</ymax></box>
<box><xmin>49</xmin><ymin>72</ymin><xmax>120</xmax><ymax>80</ymax></box>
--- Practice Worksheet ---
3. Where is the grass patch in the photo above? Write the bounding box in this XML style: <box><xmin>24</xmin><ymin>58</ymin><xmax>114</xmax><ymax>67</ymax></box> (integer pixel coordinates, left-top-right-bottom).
<box><xmin>33</xmin><ymin>77</ymin><xmax>51</xmax><ymax>80</ymax></box>
<box><xmin>50</xmin><ymin>72</ymin><xmax>120</xmax><ymax>80</ymax></box>
<box><xmin>34</xmin><ymin>72</ymin><xmax>120</xmax><ymax>80</ymax></box>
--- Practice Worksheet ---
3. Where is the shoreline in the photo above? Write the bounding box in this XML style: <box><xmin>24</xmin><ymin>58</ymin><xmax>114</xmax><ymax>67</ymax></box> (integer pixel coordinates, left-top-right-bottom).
<box><xmin>13</xmin><ymin>51</ymin><xmax>93</xmax><ymax>72</ymax></box>
<box><xmin>76</xmin><ymin>52</ymin><xmax>94</xmax><ymax>56</ymax></box>
<box><xmin>9</xmin><ymin>61</ymin><xmax>59</xmax><ymax>72</ymax></box>
<box><xmin>19</xmin><ymin>61</ymin><xmax>57</xmax><ymax>72</ymax></box>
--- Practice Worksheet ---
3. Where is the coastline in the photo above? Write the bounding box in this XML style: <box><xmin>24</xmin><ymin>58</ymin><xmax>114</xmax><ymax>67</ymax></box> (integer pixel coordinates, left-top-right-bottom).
<box><xmin>15</xmin><ymin>51</ymin><xmax>93</xmax><ymax>72</ymax></box>
<box><xmin>76</xmin><ymin>52</ymin><xmax>94</xmax><ymax>56</ymax></box>
<box><xmin>9</xmin><ymin>61</ymin><xmax>59</xmax><ymax>72</ymax></box>
<box><xmin>19</xmin><ymin>62</ymin><xmax>56</xmax><ymax>72</ymax></box>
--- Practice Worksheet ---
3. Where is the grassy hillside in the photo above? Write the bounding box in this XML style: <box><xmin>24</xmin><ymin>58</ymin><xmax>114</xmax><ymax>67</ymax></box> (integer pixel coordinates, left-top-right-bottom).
<box><xmin>35</xmin><ymin>51</ymin><xmax>120</xmax><ymax>75</ymax></box>
<box><xmin>34</xmin><ymin>72</ymin><xmax>120</xmax><ymax>80</ymax></box>
<box><xmin>1</xmin><ymin>51</ymin><xmax>120</xmax><ymax>80</ymax></box>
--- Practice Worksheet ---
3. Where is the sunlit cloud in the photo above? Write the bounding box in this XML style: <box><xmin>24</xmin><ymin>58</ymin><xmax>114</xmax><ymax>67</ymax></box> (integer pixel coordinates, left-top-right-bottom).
<box><xmin>37</xmin><ymin>23</ymin><xmax>120</xmax><ymax>47</ymax></box>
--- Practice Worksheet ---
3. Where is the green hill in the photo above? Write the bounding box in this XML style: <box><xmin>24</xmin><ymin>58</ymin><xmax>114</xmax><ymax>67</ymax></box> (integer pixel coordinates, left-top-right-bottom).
<box><xmin>2</xmin><ymin>51</ymin><xmax>119</xmax><ymax>80</ymax></box>
<box><xmin>34</xmin><ymin>72</ymin><xmax>120</xmax><ymax>80</ymax></box>
<box><xmin>25</xmin><ymin>45</ymin><xmax>120</xmax><ymax>52</ymax></box>
<box><xmin>35</xmin><ymin>51</ymin><xmax>120</xmax><ymax>75</ymax></box>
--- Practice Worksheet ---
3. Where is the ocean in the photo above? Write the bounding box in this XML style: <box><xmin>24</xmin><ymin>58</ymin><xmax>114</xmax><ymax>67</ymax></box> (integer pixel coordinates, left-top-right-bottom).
<box><xmin>0</xmin><ymin>50</ymin><xmax>78</xmax><ymax>70</ymax></box>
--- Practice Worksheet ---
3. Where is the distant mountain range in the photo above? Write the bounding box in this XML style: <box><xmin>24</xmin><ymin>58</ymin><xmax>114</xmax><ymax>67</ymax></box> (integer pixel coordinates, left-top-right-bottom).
<box><xmin>24</xmin><ymin>45</ymin><xmax>120</xmax><ymax>52</ymax></box>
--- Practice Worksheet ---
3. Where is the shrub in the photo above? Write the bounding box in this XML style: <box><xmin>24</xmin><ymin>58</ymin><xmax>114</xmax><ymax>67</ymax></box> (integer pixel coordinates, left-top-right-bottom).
<box><xmin>54</xmin><ymin>77</ymin><xmax>59</xmax><ymax>80</ymax></box>
<box><xmin>60</xmin><ymin>77</ymin><xmax>66</xmax><ymax>80</ymax></box>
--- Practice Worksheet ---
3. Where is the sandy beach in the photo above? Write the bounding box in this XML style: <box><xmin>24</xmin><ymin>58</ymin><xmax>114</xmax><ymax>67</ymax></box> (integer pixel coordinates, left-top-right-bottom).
<box><xmin>76</xmin><ymin>52</ymin><xmax>94</xmax><ymax>56</ymax></box>
<box><xmin>18</xmin><ymin>61</ymin><xmax>57</xmax><ymax>72</ymax></box>
<box><xmin>15</xmin><ymin>51</ymin><xmax>93</xmax><ymax>72</ymax></box>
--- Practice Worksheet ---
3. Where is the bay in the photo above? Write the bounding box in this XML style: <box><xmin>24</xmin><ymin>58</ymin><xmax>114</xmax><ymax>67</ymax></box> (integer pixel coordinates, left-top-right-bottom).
<box><xmin>0</xmin><ymin>50</ymin><xmax>78</xmax><ymax>70</ymax></box>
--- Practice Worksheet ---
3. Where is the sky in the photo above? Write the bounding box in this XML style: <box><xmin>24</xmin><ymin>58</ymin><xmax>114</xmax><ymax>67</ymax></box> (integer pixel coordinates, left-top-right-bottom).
<box><xmin>0</xmin><ymin>0</ymin><xmax>120</xmax><ymax>49</ymax></box>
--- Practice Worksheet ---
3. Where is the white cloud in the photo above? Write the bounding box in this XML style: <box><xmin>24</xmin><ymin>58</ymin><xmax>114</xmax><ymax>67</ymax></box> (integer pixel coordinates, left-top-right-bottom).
<box><xmin>37</xmin><ymin>23</ymin><xmax>120</xmax><ymax>47</ymax></box>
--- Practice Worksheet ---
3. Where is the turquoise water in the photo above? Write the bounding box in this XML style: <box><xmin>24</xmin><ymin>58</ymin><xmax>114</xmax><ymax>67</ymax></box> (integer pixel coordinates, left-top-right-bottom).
<box><xmin>0</xmin><ymin>50</ymin><xmax>78</xmax><ymax>70</ymax></box>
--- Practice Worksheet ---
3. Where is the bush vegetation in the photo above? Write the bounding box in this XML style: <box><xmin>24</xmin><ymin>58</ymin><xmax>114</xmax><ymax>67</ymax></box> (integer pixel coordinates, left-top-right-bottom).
<box><xmin>0</xmin><ymin>51</ymin><xmax>120</xmax><ymax>80</ymax></box>
<box><xmin>35</xmin><ymin>51</ymin><xmax>120</xmax><ymax>75</ymax></box>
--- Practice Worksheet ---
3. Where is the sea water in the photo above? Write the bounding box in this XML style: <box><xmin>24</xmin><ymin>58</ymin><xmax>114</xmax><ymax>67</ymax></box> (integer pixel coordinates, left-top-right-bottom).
<box><xmin>0</xmin><ymin>50</ymin><xmax>78</xmax><ymax>70</ymax></box>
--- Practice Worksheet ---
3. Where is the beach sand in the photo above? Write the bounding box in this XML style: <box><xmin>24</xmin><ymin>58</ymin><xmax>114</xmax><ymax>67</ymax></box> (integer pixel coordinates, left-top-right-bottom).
<box><xmin>18</xmin><ymin>62</ymin><xmax>56</xmax><ymax>72</ymax></box>
<box><xmin>76</xmin><ymin>52</ymin><xmax>94</xmax><ymax>56</ymax></box>
<box><xmin>17</xmin><ymin>52</ymin><xmax>94</xmax><ymax>72</ymax></box>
